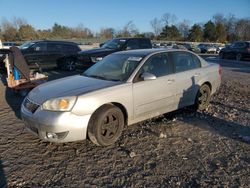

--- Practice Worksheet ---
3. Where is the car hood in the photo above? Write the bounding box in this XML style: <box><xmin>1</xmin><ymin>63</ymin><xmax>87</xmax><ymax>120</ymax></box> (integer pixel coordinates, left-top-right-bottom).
<box><xmin>78</xmin><ymin>47</ymin><xmax>116</xmax><ymax>56</ymax></box>
<box><xmin>27</xmin><ymin>75</ymin><xmax>121</xmax><ymax>104</ymax></box>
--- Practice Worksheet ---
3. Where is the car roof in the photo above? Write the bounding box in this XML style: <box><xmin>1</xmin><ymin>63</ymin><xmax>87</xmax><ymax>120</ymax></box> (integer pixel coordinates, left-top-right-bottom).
<box><xmin>113</xmin><ymin>48</ymin><xmax>188</xmax><ymax>56</ymax></box>
<box><xmin>24</xmin><ymin>40</ymin><xmax>78</xmax><ymax>44</ymax></box>
<box><xmin>113</xmin><ymin>37</ymin><xmax>150</xmax><ymax>40</ymax></box>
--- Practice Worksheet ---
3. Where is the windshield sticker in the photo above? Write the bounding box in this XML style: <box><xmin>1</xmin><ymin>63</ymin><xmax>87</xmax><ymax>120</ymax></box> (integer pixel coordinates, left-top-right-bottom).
<box><xmin>128</xmin><ymin>57</ymin><xmax>142</xmax><ymax>61</ymax></box>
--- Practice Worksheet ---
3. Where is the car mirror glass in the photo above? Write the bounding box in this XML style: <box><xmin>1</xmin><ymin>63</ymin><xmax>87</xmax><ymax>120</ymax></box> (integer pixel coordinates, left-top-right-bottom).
<box><xmin>126</xmin><ymin>46</ymin><xmax>132</xmax><ymax>50</ymax></box>
<box><xmin>141</xmin><ymin>72</ymin><xmax>156</xmax><ymax>81</ymax></box>
<box><xmin>34</xmin><ymin>46</ymin><xmax>40</xmax><ymax>51</ymax></box>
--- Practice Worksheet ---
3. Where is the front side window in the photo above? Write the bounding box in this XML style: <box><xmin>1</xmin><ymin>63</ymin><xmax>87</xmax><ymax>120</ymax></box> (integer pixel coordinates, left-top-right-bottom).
<box><xmin>102</xmin><ymin>39</ymin><xmax>126</xmax><ymax>50</ymax></box>
<box><xmin>32</xmin><ymin>42</ymin><xmax>47</xmax><ymax>52</ymax></box>
<box><xmin>137</xmin><ymin>53</ymin><xmax>172</xmax><ymax>78</ymax></box>
<box><xmin>172</xmin><ymin>51</ymin><xmax>201</xmax><ymax>73</ymax></box>
<box><xmin>19</xmin><ymin>41</ymin><xmax>36</xmax><ymax>49</ymax></box>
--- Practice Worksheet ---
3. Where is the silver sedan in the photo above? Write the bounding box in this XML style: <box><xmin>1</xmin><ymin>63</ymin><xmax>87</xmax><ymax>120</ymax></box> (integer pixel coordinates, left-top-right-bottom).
<box><xmin>21</xmin><ymin>49</ymin><xmax>221</xmax><ymax>146</ymax></box>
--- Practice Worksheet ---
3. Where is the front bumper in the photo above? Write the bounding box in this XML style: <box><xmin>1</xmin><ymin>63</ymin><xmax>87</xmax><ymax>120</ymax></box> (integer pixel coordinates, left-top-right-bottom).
<box><xmin>21</xmin><ymin>104</ymin><xmax>91</xmax><ymax>143</ymax></box>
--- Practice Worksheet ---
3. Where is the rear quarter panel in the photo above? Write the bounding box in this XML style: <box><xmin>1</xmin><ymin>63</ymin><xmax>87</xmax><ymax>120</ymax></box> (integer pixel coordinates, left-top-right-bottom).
<box><xmin>199</xmin><ymin>62</ymin><xmax>221</xmax><ymax>95</ymax></box>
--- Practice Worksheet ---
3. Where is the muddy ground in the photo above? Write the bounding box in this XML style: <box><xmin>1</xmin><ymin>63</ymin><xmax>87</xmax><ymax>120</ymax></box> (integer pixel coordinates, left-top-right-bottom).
<box><xmin>0</xmin><ymin>56</ymin><xmax>249</xmax><ymax>187</ymax></box>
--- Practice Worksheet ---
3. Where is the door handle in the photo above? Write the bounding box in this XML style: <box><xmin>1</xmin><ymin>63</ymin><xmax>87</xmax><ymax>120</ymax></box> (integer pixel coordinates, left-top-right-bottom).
<box><xmin>194</xmin><ymin>73</ymin><xmax>201</xmax><ymax>77</ymax></box>
<box><xmin>167</xmin><ymin>79</ymin><xmax>175</xmax><ymax>84</ymax></box>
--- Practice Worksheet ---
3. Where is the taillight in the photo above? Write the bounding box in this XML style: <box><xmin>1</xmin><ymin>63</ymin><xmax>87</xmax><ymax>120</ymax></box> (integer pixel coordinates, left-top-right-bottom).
<box><xmin>219</xmin><ymin>65</ymin><xmax>222</xmax><ymax>77</ymax></box>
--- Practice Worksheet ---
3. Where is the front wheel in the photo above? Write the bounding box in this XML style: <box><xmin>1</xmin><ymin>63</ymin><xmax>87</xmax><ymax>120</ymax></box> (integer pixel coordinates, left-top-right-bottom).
<box><xmin>195</xmin><ymin>84</ymin><xmax>211</xmax><ymax>110</ymax></box>
<box><xmin>88</xmin><ymin>105</ymin><xmax>124</xmax><ymax>146</ymax></box>
<box><xmin>219</xmin><ymin>52</ymin><xmax>224</xmax><ymax>59</ymax></box>
<box><xmin>236</xmin><ymin>53</ymin><xmax>242</xmax><ymax>61</ymax></box>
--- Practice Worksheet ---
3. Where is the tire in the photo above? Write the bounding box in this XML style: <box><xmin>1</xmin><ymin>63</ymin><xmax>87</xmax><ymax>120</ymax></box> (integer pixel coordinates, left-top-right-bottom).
<box><xmin>219</xmin><ymin>52</ymin><xmax>224</xmax><ymax>59</ymax></box>
<box><xmin>88</xmin><ymin>105</ymin><xmax>124</xmax><ymax>146</ymax></box>
<box><xmin>236</xmin><ymin>53</ymin><xmax>242</xmax><ymax>61</ymax></box>
<box><xmin>63</xmin><ymin>58</ymin><xmax>76</xmax><ymax>71</ymax></box>
<box><xmin>195</xmin><ymin>84</ymin><xmax>211</xmax><ymax>110</ymax></box>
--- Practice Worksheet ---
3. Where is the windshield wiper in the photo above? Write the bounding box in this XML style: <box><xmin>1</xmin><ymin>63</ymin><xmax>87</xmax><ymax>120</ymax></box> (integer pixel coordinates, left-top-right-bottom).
<box><xmin>82</xmin><ymin>74</ymin><xmax>121</xmax><ymax>82</ymax></box>
<box><xmin>88</xmin><ymin>75</ymin><xmax>107</xmax><ymax>80</ymax></box>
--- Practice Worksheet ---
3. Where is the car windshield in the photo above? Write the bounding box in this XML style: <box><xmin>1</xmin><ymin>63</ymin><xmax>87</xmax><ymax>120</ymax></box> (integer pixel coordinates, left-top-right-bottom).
<box><xmin>19</xmin><ymin>41</ymin><xmax>35</xmax><ymax>49</ymax></box>
<box><xmin>83</xmin><ymin>54</ymin><xmax>144</xmax><ymax>81</ymax></box>
<box><xmin>102</xmin><ymin>39</ymin><xmax>126</xmax><ymax>50</ymax></box>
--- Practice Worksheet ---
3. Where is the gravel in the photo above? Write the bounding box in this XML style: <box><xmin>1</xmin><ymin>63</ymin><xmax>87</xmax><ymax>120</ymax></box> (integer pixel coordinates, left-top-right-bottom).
<box><xmin>0</xmin><ymin>58</ymin><xmax>249</xmax><ymax>187</ymax></box>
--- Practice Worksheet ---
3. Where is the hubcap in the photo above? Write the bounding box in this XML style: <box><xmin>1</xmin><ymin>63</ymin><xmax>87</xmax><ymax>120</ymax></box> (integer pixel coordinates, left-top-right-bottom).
<box><xmin>101</xmin><ymin>113</ymin><xmax>119</xmax><ymax>139</ymax></box>
<box><xmin>67</xmin><ymin>60</ymin><xmax>75</xmax><ymax>70</ymax></box>
<box><xmin>236</xmin><ymin>54</ymin><xmax>241</xmax><ymax>61</ymax></box>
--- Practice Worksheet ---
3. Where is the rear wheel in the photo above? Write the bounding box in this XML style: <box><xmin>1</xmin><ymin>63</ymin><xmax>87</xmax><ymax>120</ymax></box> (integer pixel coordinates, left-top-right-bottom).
<box><xmin>63</xmin><ymin>58</ymin><xmax>76</xmax><ymax>71</ymax></box>
<box><xmin>195</xmin><ymin>84</ymin><xmax>211</xmax><ymax>110</ymax></box>
<box><xmin>88</xmin><ymin>105</ymin><xmax>124</xmax><ymax>146</ymax></box>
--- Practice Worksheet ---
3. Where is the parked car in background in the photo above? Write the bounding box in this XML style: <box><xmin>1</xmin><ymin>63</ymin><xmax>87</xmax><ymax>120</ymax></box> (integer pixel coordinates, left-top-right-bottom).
<box><xmin>2</xmin><ymin>42</ymin><xmax>18</xmax><ymax>49</ymax></box>
<box><xmin>213</xmin><ymin>44</ymin><xmax>224</xmax><ymax>54</ymax></box>
<box><xmin>182</xmin><ymin>43</ymin><xmax>201</xmax><ymax>53</ymax></box>
<box><xmin>198</xmin><ymin>44</ymin><xmax>217</xmax><ymax>53</ymax></box>
<box><xmin>219</xmin><ymin>41</ymin><xmax>250</xmax><ymax>61</ymax></box>
<box><xmin>172</xmin><ymin>44</ymin><xmax>187</xmax><ymax>50</ymax></box>
<box><xmin>71</xmin><ymin>38</ymin><xmax>152</xmax><ymax>70</ymax></box>
<box><xmin>21</xmin><ymin>49</ymin><xmax>221</xmax><ymax>146</ymax></box>
<box><xmin>19</xmin><ymin>40</ymin><xmax>81</xmax><ymax>70</ymax></box>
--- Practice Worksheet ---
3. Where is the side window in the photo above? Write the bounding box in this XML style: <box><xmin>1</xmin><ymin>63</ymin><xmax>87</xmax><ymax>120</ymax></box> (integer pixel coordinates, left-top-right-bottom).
<box><xmin>172</xmin><ymin>51</ymin><xmax>201</xmax><ymax>73</ymax></box>
<box><xmin>63</xmin><ymin>44</ymin><xmax>79</xmax><ymax>52</ymax></box>
<box><xmin>237</xmin><ymin>42</ymin><xmax>246</xmax><ymax>48</ymax></box>
<box><xmin>138</xmin><ymin>53</ymin><xmax>172</xmax><ymax>78</ymax></box>
<box><xmin>139</xmin><ymin>39</ymin><xmax>152</xmax><ymax>48</ymax></box>
<box><xmin>47</xmin><ymin>43</ymin><xmax>63</xmax><ymax>51</ymax></box>
<box><xmin>32</xmin><ymin>42</ymin><xmax>47</xmax><ymax>51</ymax></box>
<box><xmin>126</xmin><ymin>39</ymin><xmax>139</xmax><ymax>50</ymax></box>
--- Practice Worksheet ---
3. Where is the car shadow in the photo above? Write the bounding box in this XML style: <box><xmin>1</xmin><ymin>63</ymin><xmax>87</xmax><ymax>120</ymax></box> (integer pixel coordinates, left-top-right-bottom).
<box><xmin>0</xmin><ymin>160</ymin><xmax>7</xmax><ymax>188</ymax></box>
<box><xmin>165</xmin><ymin>75</ymin><xmax>250</xmax><ymax>144</ymax></box>
<box><xmin>166</xmin><ymin>108</ymin><xmax>250</xmax><ymax>144</ymax></box>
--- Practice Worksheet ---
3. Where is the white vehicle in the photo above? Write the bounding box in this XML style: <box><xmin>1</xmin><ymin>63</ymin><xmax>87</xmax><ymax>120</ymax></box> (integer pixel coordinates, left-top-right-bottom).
<box><xmin>21</xmin><ymin>49</ymin><xmax>221</xmax><ymax>146</ymax></box>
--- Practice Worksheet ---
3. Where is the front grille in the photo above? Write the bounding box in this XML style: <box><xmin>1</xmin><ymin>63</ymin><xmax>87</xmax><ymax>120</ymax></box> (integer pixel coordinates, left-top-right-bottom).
<box><xmin>24</xmin><ymin>98</ymin><xmax>40</xmax><ymax>113</ymax></box>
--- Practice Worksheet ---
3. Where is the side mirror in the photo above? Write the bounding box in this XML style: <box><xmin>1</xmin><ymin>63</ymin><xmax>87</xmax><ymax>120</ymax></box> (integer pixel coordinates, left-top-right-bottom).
<box><xmin>33</xmin><ymin>46</ymin><xmax>40</xmax><ymax>51</ymax></box>
<box><xmin>125</xmin><ymin>46</ymin><xmax>132</xmax><ymax>50</ymax></box>
<box><xmin>141</xmin><ymin>72</ymin><xmax>156</xmax><ymax>81</ymax></box>
<box><xmin>99</xmin><ymin>43</ymin><xmax>104</xmax><ymax>47</ymax></box>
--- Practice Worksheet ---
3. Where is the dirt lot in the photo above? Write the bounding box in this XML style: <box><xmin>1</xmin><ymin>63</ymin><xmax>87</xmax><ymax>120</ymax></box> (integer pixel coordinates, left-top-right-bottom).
<box><xmin>0</xmin><ymin>56</ymin><xmax>250</xmax><ymax>187</ymax></box>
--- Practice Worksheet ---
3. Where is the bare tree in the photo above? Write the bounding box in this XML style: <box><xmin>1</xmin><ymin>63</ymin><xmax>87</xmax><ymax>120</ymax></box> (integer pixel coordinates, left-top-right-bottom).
<box><xmin>161</xmin><ymin>13</ymin><xmax>177</xmax><ymax>26</ymax></box>
<box><xmin>213</xmin><ymin>13</ymin><xmax>226</xmax><ymax>24</ymax></box>
<box><xmin>117</xmin><ymin>21</ymin><xmax>139</xmax><ymax>37</ymax></box>
<box><xmin>12</xmin><ymin>17</ymin><xmax>27</xmax><ymax>29</ymax></box>
<box><xmin>99</xmin><ymin>28</ymin><xmax>115</xmax><ymax>39</ymax></box>
<box><xmin>1</xmin><ymin>18</ymin><xmax>19</xmax><ymax>41</ymax></box>
<box><xmin>150</xmin><ymin>18</ymin><xmax>162</xmax><ymax>36</ymax></box>
<box><xmin>178</xmin><ymin>20</ymin><xmax>190</xmax><ymax>39</ymax></box>
<box><xmin>235</xmin><ymin>18</ymin><xmax>250</xmax><ymax>40</ymax></box>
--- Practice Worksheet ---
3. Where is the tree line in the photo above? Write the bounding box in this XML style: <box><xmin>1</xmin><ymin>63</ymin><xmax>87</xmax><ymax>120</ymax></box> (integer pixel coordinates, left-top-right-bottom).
<box><xmin>0</xmin><ymin>14</ymin><xmax>249</xmax><ymax>43</ymax></box>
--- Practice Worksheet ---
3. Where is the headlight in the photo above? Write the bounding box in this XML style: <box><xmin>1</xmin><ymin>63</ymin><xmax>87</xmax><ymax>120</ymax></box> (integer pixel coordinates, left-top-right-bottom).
<box><xmin>42</xmin><ymin>96</ymin><xmax>77</xmax><ymax>111</ymax></box>
<box><xmin>90</xmin><ymin>57</ymin><xmax>103</xmax><ymax>63</ymax></box>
